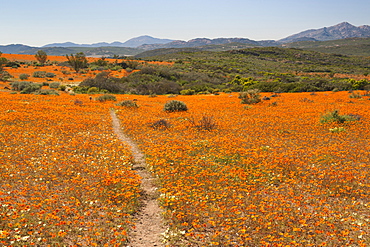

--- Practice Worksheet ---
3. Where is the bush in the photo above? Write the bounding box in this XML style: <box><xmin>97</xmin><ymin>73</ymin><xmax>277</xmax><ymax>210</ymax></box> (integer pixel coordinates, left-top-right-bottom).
<box><xmin>188</xmin><ymin>115</ymin><xmax>216</xmax><ymax>131</ymax></box>
<box><xmin>33</xmin><ymin>89</ymin><xmax>60</xmax><ymax>95</ymax></box>
<box><xmin>349</xmin><ymin>92</ymin><xmax>362</xmax><ymax>99</ymax></box>
<box><xmin>96</xmin><ymin>94</ymin><xmax>117</xmax><ymax>102</ymax></box>
<box><xmin>320</xmin><ymin>110</ymin><xmax>359</xmax><ymax>124</ymax></box>
<box><xmin>33</xmin><ymin>71</ymin><xmax>46</xmax><ymax>78</ymax></box>
<box><xmin>19</xmin><ymin>73</ymin><xmax>30</xmax><ymax>80</ymax></box>
<box><xmin>87</xmin><ymin>87</ymin><xmax>100</xmax><ymax>94</ymax></box>
<box><xmin>80</xmin><ymin>72</ymin><xmax>124</xmax><ymax>93</ymax></box>
<box><xmin>164</xmin><ymin>100</ymin><xmax>188</xmax><ymax>112</ymax></box>
<box><xmin>150</xmin><ymin>119</ymin><xmax>171</xmax><ymax>129</ymax></box>
<box><xmin>11</xmin><ymin>81</ymin><xmax>42</xmax><ymax>93</ymax></box>
<box><xmin>11</xmin><ymin>81</ymin><xmax>31</xmax><ymax>91</ymax></box>
<box><xmin>45</xmin><ymin>72</ymin><xmax>56</xmax><ymax>78</ymax></box>
<box><xmin>21</xmin><ymin>84</ymin><xmax>43</xmax><ymax>94</ymax></box>
<box><xmin>59</xmin><ymin>85</ymin><xmax>66</xmax><ymax>91</ymax></box>
<box><xmin>115</xmin><ymin>100</ymin><xmax>138</xmax><ymax>108</ymax></box>
<box><xmin>180</xmin><ymin>89</ymin><xmax>196</xmax><ymax>95</ymax></box>
<box><xmin>238</xmin><ymin>89</ymin><xmax>261</xmax><ymax>104</ymax></box>
<box><xmin>49</xmin><ymin>82</ymin><xmax>60</xmax><ymax>89</ymax></box>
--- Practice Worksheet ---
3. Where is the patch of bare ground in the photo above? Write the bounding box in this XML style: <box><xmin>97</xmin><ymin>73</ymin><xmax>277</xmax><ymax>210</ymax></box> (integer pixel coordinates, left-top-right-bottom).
<box><xmin>110</xmin><ymin>109</ymin><xmax>166</xmax><ymax>247</ymax></box>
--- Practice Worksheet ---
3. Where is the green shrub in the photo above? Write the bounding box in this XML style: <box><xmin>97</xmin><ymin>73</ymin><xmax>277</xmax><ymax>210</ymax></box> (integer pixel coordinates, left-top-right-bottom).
<box><xmin>111</xmin><ymin>65</ymin><xmax>122</xmax><ymax>71</ymax></box>
<box><xmin>150</xmin><ymin>119</ymin><xmax>171</xmax><ymax>129</ymax></box>
<box><xmin>19</xmin><ymin>73</ymin><xmax>30</xmax><ymax>80</ymax></box>
<box><xmin>180</xmin><ymin>89</ymin><xmax>196</xmax><ymax>95</ymax></box>
<box><xmin>349</xmin><ymin>92</ymin><xmax>362</xmax><ymax>99</ymax></box>
<box><xmin>33</xmin><ymin>89</ymin><xmax>60</xmax><ymax>95</ymax></box>
<box><xmin>320</xmin><ymin>110</ymin><xmax>359</xmax><ymax>124</ymax></box>
<box><xmin>49</xmin><ymin>82</ymin><xmax>60</xmax><ymax>89</ymax></box>
<box><xmin>72</xmin><ymin>86</ymin><xmax>89</xmax><ymax>94</ymax></box>
<box><xmin>96</xmin><ymin>94</ymin><xmax>117</xmax><ymax>102</ymax></box>
<box><xmin>115</xmin><ymin>100</ymin><xmax>138</xmax><ymax>108</ymax></box>
<box><xmin>11</xmin><ymin>81</ymin><xmax>42</xmax><ymax>93</ymax></box>
<box><xmin>59</xmin><ymin>85</ymin><xmax>66</xmax><ymax>91</ymax></box>
<box><xmin>329</xmin><ymin>127</ymin><xmax>346</xmax><ymax>133</ymax></box>
<box><xmin>21</xmin><ymin>83</ymin><xmax>42</xmax><ymax>94</ymax></box>
<box><xmin>87</xmin><ymin>87</ymin><xmax>100</xmax><ymax>94</ymax></box>
<box><xmin>238</xmin><ymin>89</ymin><xmax>261</xmax><ymax>104</ymax></box>
<box><xmin>45</xmin><ymin>72</ymin><xmax>56</xmax><ymax>78</ymax></box>
<box><xmin>33</xmin><ymin>71</ymin><xmax>46</xmax><ymax>78</ymax></box>
<box><xmin>164</xmin><ymin>100</ymin><xmax>188</xmax><ymax>112</ymax></box>
<box><xmin>11</xmin><ymin>81</ymin><xmax>31</xmax><ymax>91</ymax></box>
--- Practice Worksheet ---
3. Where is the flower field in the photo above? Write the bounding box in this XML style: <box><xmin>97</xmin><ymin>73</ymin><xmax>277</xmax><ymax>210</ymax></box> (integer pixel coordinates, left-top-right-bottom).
<box><xmin>1</xmin><ymin>54</ymin><xmax>172</xmax><ymax>84</ymax></box>
<box><xmin>114</xmin><ymin>91</ymin><xmax>369</xmax><ymax>246</ymax></box>
<box><xmin>0</xmin><ymin>88</ymin><xmax>369</xmax><ymax>246</ymax></box>
<box><xmin>0</xmin><ymin>93</ymin><xmax>141</xmax><ymax>246</ymax></box>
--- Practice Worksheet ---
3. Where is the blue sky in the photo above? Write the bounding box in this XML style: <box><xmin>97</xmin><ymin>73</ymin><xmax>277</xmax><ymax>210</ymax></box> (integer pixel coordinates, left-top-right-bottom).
<box><xmin>1</xmin><ymin>0</ymin><xmax>369</xmax><ymax>46</ymax></box>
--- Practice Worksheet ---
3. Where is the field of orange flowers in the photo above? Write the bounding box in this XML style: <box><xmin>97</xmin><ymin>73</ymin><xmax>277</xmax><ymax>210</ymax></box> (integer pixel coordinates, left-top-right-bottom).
<box><xmin>114</xmin><ymin>91</ymin><xmax>369</xmax><ymax>246</ymax></box>
<box><xmin>0</xmin><ymin>92</ymin><xmax>141</xmax><ymax>246</ymax></box>
<box><xmin>1</xmin><ymin>54</ymin><xmax>172</xmax><ymax>85</ymax></box>
<box><xmin>1</xmin><ymin>87</ymin><xmax>369</xmax><ymax>246</ymax></box>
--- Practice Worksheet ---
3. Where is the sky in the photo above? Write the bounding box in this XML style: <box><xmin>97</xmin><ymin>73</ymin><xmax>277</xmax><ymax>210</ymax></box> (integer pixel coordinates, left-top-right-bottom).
<box><xmin>1</xmin><ymin>0</ymin><xmax>369</xmax><ymax>47</ymax></box>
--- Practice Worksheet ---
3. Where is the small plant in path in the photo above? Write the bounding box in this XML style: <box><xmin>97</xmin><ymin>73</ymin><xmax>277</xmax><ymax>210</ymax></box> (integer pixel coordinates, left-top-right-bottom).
<box><xmin>116</xmin><ymin>100</ymin><xmax>138</xmax><ymax>108</ymax></box>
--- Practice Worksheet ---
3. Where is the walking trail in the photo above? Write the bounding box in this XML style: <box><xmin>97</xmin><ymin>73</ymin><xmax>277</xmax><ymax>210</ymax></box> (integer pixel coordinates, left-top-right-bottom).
<box><xmin>110</xmin><ymin>109</ymin><xmax>166</xmax><ymax>247</ymax></box>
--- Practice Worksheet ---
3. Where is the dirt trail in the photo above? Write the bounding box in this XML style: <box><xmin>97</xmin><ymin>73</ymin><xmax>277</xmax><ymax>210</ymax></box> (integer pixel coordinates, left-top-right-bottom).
<box><xmin>110</xmin><ymin>109</ymin><xmax>166</xmax><ymax>247</ymax></box>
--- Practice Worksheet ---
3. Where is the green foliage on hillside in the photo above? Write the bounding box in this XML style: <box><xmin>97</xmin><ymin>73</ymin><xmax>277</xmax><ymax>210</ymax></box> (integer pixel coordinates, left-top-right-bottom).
<box><xmin>77</xmin><ymin>47</ymin><xmax>369</xmax><ymax>95</ymax></box>
<box><xmin>281</xmin><ymin>37</ymin><xmax>370</xmax><ymax>56</ymax></box>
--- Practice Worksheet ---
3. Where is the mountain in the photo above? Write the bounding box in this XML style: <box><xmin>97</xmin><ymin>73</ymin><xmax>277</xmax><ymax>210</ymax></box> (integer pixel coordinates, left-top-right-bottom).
<box><xmin>120</xmin><ymin>35</ymin><xmax>174</xmax><ymax>47</ymax></box>
<box><xmin>137</xmin><ymin>37</ymin><xmax>269</xmax><ymax>50</ymax></box>
<box><xmin>0</xmin><ymin>44</ymin><xmax>36</xmax><ymax>53</ymax></box>
<box><xmin>279</xmin><ymin>22</ymin><xmax>370</xmax><ymax>43</ymax></box>
<box><xmin>42</xmin><ymin>35</ymin><xmax>174</xmax><ymax>48</ymax></box>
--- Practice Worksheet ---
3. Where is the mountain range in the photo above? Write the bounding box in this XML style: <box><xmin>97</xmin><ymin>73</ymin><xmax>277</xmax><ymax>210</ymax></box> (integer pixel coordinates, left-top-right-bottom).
<box><xmin>1</xmin><ymin>22</ymin><xmax>369</xmax><ymax>56</ymax></box>
<box><xmin>42</xmin><ymin>35</ymin><xmax>174</xmax><ymax>48</ymax></box>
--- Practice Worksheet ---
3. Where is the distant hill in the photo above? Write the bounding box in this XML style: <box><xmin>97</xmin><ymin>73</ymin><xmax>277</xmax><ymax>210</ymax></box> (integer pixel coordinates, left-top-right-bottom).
<box><xmin>279</xmin><ymin>22</ymin><xmax>370</xmax><ymax>43</ymax></box>
<box><xmin>0</xmin><ymin>44</ymin><xmax>144</xmax><ymax>56</ymax></box>
<box><xmin>42</xmin><ymin>35</ymin><xmax>174</xmax><ymax>48</ymax></box>
<box><xmin>137</xmin><ymin>37</ymin><xmax>268</xmax><ymax>50</ymax></box>
<box><xmin>121</xmin><ymin>35</ymin><xmax>174</xmax><ymax>47</ymax></box>
<box><xmin>0</xmin><ymin>44</ymin><xmax>35</xmax><ymax>53</ymax></box>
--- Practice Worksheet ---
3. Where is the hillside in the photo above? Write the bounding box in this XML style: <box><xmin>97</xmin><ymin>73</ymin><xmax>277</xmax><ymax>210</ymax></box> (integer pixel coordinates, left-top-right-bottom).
<box><xmin>280</xmin><ymin>37</ymin><xmax>370</xmax><ymax>56</ymax></box>
<box><xmin>0</xmin><ymin>45</ymin><xmax>144</xmax><ymax>57</ymax></box>
<box><xmin>279</xmin><ymin>22</ymin><xmax>370</xmax><ymax>43</ymax></box>
<box><xmin>42</xmin><ymin>35</ymin><xmax>174</xmax><ymax>48</ymax></box>
<box><xmin>117</xmin><ymin>47</ymin><xmax>370</xmax><ymax>95</ymax></box>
